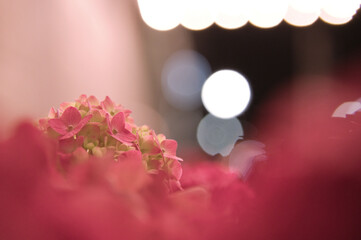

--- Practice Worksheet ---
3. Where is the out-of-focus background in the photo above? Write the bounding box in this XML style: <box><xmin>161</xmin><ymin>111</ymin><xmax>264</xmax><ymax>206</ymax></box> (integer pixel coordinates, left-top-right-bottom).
<box><xmin>1</xmin><ymin>0</ymin><xmax>360</xmax><ymax>164</ymax></box>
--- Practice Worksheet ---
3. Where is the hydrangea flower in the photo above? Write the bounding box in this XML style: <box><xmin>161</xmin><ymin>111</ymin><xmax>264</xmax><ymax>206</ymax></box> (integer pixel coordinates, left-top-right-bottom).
<box><xmin>48</xmin><ymin>106</ymin><xmax>92</xmax><ymax>140</ymax></box>
<box><xmin>39</xmin><ymin>95</ymin><xmax>183</xmax><ymax>190</ymax></box>
<box><xmin>0</xmin><ymin>122</ymin><xmax>254</xmax><ymax>240</ymax></box>
<box><xmin>2</xmin><ymin>90</ymin><xmax>361</xmax><ymax>240</ymax></box>
<box><xmin>106</xmin><ymin>112</ymin><xmax>136</xmax><ymax>144</ymax></box>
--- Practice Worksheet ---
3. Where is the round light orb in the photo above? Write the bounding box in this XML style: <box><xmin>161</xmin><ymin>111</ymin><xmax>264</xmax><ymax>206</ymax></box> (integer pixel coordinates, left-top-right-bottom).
<box><xmin>248</xmin><ymin>0</ymin><xmax>288</xmax><ymax>28</ymax></box>
<box><xmin>197</xmin><ymin>114</ymin><xmax>243</xmax><ymax>156</ymax></box>
<box><xmin>201</xmin><ymin>70</ymin><xmax>251</xmax><ymax>119</ymax></box>
<box><xmin>289</xmin><ymin>0</ymin><xmax>323</xmax><ymax>14</ymax></box>
<box><xmin>214</xmin><ymin>0</ymin><xmax>249</xmax><ymax>30</ymax></box>
<box><xmin>137</xmin><ymin>0</ymin><xmax>181</xmax><ymax>31</ymax></box>
<box><xmin>322</xmin><ymin>0</ymin><xmax>360</xmax><ymax>19</ymax></box>
<box><xmin>161</xmin><ymin>50</ymin><xmax>211</xmax><ymax>111</ymax></box>
<box><xmin>284</xmin><ymin>5</ymin><xmax>319</xmax><ymax>27</ymax></box>
<box><xmin>180</xmin><ymin>0</ymin><xmax>215</xmax><ymax>30</ymax></box>
<box><xmin>320</xmin><ymin>10</ymin><xmax>353</xmax><ymax>25</ymax></box>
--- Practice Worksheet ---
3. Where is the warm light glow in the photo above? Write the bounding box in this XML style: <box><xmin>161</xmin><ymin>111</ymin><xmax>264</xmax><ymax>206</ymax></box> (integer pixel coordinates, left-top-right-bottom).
<box><xmin>289</xmin><ymin>0</ymin><xmax>323</xmax><ymax>14</ymax></box>
<box><xmin>197</xmin><ymin>114</ymin><xmax>243</xmax><ymax>156</ymax></box>
<box><xmin>320</xmin><ymin>10</ymin><xmax>353</xmax><ymax>25</ymax></box>
<box><xmin>322</xmin><ymin>0</ymin><xmax>360</xmax><ymax>19</ymax></box>
<box><xmin>180</xmin><ymin>0</ymin><xmax>215</xmax><ymax>30</ymax></box>
<box><xmin>248</xmin><ymin>0</ymin><xmax>288</xmax><ymax>28</ymax></box>
<box><xmin>137</xmin><ymin>0</ymin><xmax>361</xmax><ymax>30</ymax></box>
<box><xmin>284</xmin><ymin>5</ymin><xmax>319</xmax><ymax>26</ymax></box>
<box><xmin>332</xmin><ymin>101</ymin><xmax>361</xmax><ymax>118</ymax></box>
<box><xmin>214</xmin><ymin>0</ymin><xmax>249</xmax><ymax>30</ymax></box>
<box><xmin>161</xmin><ymin>50</ymin><xmax>211</xmax><ymax>111</ymax></box>
<box><xmin>201</xmin><ymin>70</ymin><xmax>251</xmax><ymax>119</ymax></box>
<box><xmin>137</xmin><ymin>0</ymin><xmax>180</xmax><ymax>31</ymax></box>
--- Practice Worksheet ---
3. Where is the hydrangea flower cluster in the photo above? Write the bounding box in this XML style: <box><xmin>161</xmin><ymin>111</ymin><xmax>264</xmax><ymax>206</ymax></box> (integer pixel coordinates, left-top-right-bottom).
<box><xmin>2</xmin><ymin>87</ymin><xmax>361</xmax><ymax>240</ymax></box>
<box><xmin>39</xmin><ymin>95</ymin><xmax>182</xmax><ymax>190</ymax></box>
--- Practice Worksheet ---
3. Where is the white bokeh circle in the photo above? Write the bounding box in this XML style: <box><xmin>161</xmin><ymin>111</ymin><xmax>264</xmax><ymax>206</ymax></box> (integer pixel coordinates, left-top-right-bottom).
<box><xmin>201</xmin><ymin>69</ymin><xmax>251</xmax><ymax>119</ymax></box>
<box><xmin>197</xmin><ymin>113</ymin><xmax>244</xmax><ymax>156</ymax></box>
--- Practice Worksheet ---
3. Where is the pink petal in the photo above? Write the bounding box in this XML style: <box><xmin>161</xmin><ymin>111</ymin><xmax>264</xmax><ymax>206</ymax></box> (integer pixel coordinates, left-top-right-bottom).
<box><xmin>106</xmin><ymin>113</ymin><xmax>112</xmax><ymax>130</ymax></box>
<box><xmin>151</xmin><ymin>130</ymin><xmax>161</xmax><ymax>146</ymax></box>
<box><xmin>108</xmin><ymin>153</ymin><xmax>150</xmax><ymax>192</ymax></box>
<box><xmin>76</xmin><ymin>94</ymin><xmax>88</xmax><ymax>105</ymax></box>
<box><xmin>161</xmin><ymin>139</ymin><xmax>178</xmax><ymax>156</ymax></box>
<box><xmin>111</xmin><ymin>112</ymin><xmax>125</xmax><ymax>132</ymax></box>
<box><xmin>101</xmin><ymin>96</ymin><xmax>115</xmax><ymax>113</ymax></box>
<box><xmin>88</xmin><ymin>109</ymin><xmax>105</xmax><ymax>123</ymax></box>
<box><xmin>88</xmin><ymin>95</ymin><xmax>99</xmax><ymax>106</ymax></box>
<box><xmin>168</xmin><ymin>179</ymin><xmax>182</xmax><ymax>191</ymax></box>
<box><xmin>59</xmin><ymin>102</ymin><xmax>73</xmax><ymax>112</ymax></box>
<box><xmin>59</xmin><ymin>131</ymin><xmax>76</xmax><ymax>140</ymax></box>
<box><xmin>57</xmin><ymin>152</ymin><xmax>73</xmax><ymax>170</ymax></box>
<box><xmin>48</xmin><ymin>107</ymin><xmax>58</xmax><ymax>118</ymax></box>
<box><xmin>141</xmin><ymin>135</ymin><xmax>162</xmax><ymax>154</ymax></box>
<box><xmin>75</xmin><ymin>114</ymin><xmax>92</xmax><ymax>131</ymax></box>
<box><xmin>60</xmin><ymin>107</ymin><xmax>82</xmax><ymax>126</ymax></box>
<box><xmin>117</xmin><ymin>150</ymin><xmax>142</xmax><ymax>162</ymax></box>
<box><xmin>164</xmin><ymin>153</ymin><xmax>183</xmax><ymax>162</ymax></box>
<box><xmin>48</xmin><ymin>119</ymin><xmax>68</xmax><ymax>135</ymax></box>
<box><xmin>113</xmin><ymin>129</ymin><xmax>136</xmax><ymax>143</ymax></box>
<box><xmin>168</xmin><ymin>159</ymin><xmax>183</xmax><ymax>180</ymax></box>
<box><xmin>59</xmin><ymin>136</ymin><xmax>84</xmax><ymax>153</ymax></box>
<box><xmin>76</xmin><ymin>94</ymin><xmax>91</xmax><ymax>110</ymax></box>
<box><xmin>125</xmin><ymin>122</ymin><xmax>133</xmax><ymax>132</ymax></box>
<box><xmin>72</xmin><ymin>147</ymin><xmax>89</xmax><ymax>163</ymax></box>
<box><xmin>79</xmin><ymin>124</ymin><xmax>101</xmax><ymax>138</ymax></box>
<box><xmin>38</xmin><ymin>118</ymin><xmax>48</xmax><ymax>131</ymax></box>
<box><xmin>60</xmin><ymin>115</ymin><xmax>92</xmax><ymax>140</ymax></box>
<box><xmin>124</xmin><ymin>109</ymin><xmax>132</xmax><ymax>117</ymax></box>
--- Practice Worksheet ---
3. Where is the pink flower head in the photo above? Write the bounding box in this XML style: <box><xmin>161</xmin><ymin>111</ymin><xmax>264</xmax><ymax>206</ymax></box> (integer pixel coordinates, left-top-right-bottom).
<box><xmin>87</xmin><ymin>95</ymin><xmax>100</xmax><ymax>108</ymax></box>
<box><xmin>161</xmin><ymin>139</ymin><xmax>183</xmax><ymax>161</ymax></box>
<box><xmin>40</xmin><ymin>95</ymin><xmax>183</xmax><ymax>191</ymax></box>
<box><xmin>59</xmin><ymin>136</ymin><xmax>84</xmax><ymax>154</ymax></box>
<box><xmin>75</xmin><ymin>94</ymin><xmax>89</xmax><ymax>106</ymax></box>
<box><xmin>48</xmin><ymin>107</ymin><xmax>92</xmax><ymax>140</ymax></box>
<box><xmin>107</xmin><ymin>112</ymin><xmax>136</xmax><ymax>144</ymax></box>
<box><xmin>117</xmin><ymin>149</ymin><xmax>142</xmax><ymax>162</ymax></box>
<box><xmin>153</xmin><ymin>132</ymin><xmax>183</xmax><ymax>162</ymax></box>
<box><xmin>139</xmin><ymin>135</ymin><xmax>162</xmax><ymax>154</ymax></box>
<box><xmin>48</xmin><ymin>107</ymin><xmax>58</xmax><ymax>118</ymax></box>
<box><xmin>59</xmin><ymin>102</ymin><xmax>75</xmax><ymax>114</ymax></box>
<box><xmin>101</xmin><ymin>96</ymin><xmax>131</xmax><ymax>117</ymax></box>
<box><xmin>166</xmin><ymin>158</ymin><xmax>182</xmax><ymax>181</ymax></box>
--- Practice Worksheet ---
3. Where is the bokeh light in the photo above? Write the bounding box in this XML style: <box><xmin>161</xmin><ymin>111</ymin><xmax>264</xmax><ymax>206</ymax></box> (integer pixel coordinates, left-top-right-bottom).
<box><xmin>197</xmin><ymin>114</ymin><xmax>243</xmax><ymax>156</ymax></box>
<box><xmin>214</xmin><ymin>0</ymin><xmax>249</xmax><ymax>30</ymax></box>
<box><xmin>137</xmin><ymin>0</ymin><xmax>360</xmax><ymax>30</ymax></box>
<box><xmin>322</xmin><ymin>0</ymin><xmax>360</xmax><ymax>19</ymax></box>
<box><xmin>320</xmin><ymin>10</ymin><xmax>353</xmax><ymax>25</ymax></box>
<box><xmin>332</xmin><ymin>101</ymin><xmax>361</xmax><ymax>118</ymax></box>
<box><xmin>180</xmin><ymin>0</ymin><xmax>215</xmax><ymax>30</ymax></box>
<box><xmin>201</xmin><ymin>70</ymin><xmax>251</xmax><ymax>119</ymax></box>
<box><xmin>229</xmin><ymin>140</ymin><xmax>266</xmax><ymax>178</ymax></box>
<box><xmin>137</xmin><ymin>0</ymin><xmax>180</xmax><ymax>31</ymax></box>
<box><xmin>289</xmin><ymin>0</ymin><xmax>323</xmax><ymax>14</ymax></box>
<box><xmin>161</xmin><ymin>50</ymin><xmax>211</xmax><ymax>111</ymax></box>
<box><xmin>284</xmin><ymin>5</ymin><xmax>319</xmax><ymax>27</ymax></box>
<box><xmin>248</xmin><ymin>0</ymin><xmax>288</xmax><ymax>28</ymax></box>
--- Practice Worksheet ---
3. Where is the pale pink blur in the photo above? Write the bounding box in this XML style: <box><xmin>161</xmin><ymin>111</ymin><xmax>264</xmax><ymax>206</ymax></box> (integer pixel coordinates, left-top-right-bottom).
<box><xmin>0</xmin><ymin>0</ymin><xmax>153</xmax><ymax>136</ymax></box>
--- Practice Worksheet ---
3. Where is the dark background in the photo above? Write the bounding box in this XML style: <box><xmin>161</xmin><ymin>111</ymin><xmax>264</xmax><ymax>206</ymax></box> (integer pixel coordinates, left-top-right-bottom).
<box><xmin>192</xmin><ymin>12</ymin><xmax>361</xmax><ymax>124</ymax></box>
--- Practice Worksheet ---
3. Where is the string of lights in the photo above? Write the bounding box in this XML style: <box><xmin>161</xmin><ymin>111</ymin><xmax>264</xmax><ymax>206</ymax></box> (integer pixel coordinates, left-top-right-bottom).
<box><xmin>137</xmin><ymin>0</ymin><xmax>361</xmax><ymax>30</ymax></box>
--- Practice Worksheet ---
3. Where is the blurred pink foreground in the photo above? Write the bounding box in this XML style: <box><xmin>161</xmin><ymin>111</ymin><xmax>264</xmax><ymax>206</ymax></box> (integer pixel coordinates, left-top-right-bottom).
<box><xmin>1</xmin><ymin>76</ymin><xmax>361</xmax><ymax>239</ymax></box>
